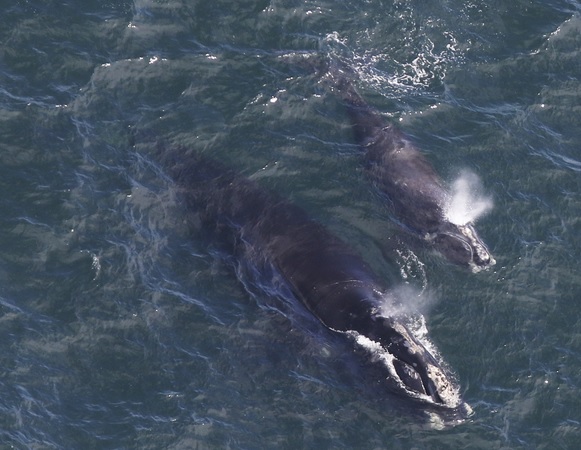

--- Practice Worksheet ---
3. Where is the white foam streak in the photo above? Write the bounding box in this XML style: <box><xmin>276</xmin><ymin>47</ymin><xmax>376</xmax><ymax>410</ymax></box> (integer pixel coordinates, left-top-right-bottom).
<box><xmin>445</xmin><ymin>170</ymin><xmax>493</xmax><ymax>226</ymax></box>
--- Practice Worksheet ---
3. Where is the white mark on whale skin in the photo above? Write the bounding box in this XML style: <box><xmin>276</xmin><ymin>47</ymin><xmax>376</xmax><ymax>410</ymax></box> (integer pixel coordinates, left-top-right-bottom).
<box><xmin>347</xmin><ymin>328</ymin><xmax>464</xmax><ymax>410</ymax></box>
<box><xmin>445</xmin><ymin>170</ymin><xmax>493</xmax><ymax>226</ymax></box>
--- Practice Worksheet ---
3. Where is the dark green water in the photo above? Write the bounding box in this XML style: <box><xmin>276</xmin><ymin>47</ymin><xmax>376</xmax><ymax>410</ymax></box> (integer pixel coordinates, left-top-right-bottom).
<box><xmin>1</xmin><ymin>0</ymin><xmax>581</xmax><ymax>448</ymax></box>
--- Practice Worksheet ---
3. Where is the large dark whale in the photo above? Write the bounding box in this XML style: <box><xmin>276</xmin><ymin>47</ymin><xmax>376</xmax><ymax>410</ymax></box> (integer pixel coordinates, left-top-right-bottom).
<box><xmin>166</xmin><ymin>151</ymin><xmax>469</xmax><ymax>413</ymax></box>
<box><xmin>324</xmin><ymin>63</ymin><xmax>495</xmax><ymax>271</ymax></box>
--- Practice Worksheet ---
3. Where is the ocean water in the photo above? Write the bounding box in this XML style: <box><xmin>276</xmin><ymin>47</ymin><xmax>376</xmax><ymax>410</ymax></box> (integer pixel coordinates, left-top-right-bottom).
<box><xmin>1</xmin><ymin>0</ymin><xmax>581</xmax><ymax>448</ymax></box>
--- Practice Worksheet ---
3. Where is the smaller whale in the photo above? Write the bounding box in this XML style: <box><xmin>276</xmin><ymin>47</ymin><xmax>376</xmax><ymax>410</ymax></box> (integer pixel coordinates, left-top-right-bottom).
<box><xmin>324</xmin><ymin>62</ymin><xmax>495</xmax><ymax>271</ymax></box>
<box><xmin>166</xmin><ymin>151</ymin><xmax>469</xmax><ymax>414</ymax></box>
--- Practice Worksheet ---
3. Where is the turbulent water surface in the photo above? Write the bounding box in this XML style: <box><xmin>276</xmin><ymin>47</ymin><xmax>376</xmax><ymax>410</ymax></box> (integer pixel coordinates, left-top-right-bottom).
<box><xmin>1</xmin><ymin>0</ymin><xmax>581</xmax><ymax>448</ymax></box>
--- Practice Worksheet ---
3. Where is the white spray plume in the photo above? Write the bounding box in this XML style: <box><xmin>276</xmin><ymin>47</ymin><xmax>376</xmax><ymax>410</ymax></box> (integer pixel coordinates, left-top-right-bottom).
<box><xmin>378</xmin><ymin>285</ymin><xmax>435</xmax><ymax>318</ymax></box>
<box><xmin>445</xmin><ymin>170</ymin><xmax>493</xmax><ymax>226</ymax></box>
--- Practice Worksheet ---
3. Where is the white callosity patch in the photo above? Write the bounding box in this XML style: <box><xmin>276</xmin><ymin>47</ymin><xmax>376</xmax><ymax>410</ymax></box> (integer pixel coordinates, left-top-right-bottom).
<box><xmin>347</xmin><ymin>322</ymin><xmax>463</xmax><ymax>409</ymax></box>
<box><xmin>458</xmin><ymin>223</ymin><xmax>497</xmax><ymax>270</ymax></box>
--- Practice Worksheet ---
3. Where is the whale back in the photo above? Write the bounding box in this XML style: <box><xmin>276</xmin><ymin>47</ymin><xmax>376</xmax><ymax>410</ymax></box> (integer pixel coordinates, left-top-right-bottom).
<box><xmin>170</xmin><ymin>152</ymin><xmax>384</xmax><ymax>329</ymax></box>
<box><xmin>167</xmin><ymin>152</ymin><xmax>466</xmax><ymax>409</ymax></box>
<box><xmin>325</xmin><ymin>62</ymin><xmax>495</xmax><ymax>269</ymax></box>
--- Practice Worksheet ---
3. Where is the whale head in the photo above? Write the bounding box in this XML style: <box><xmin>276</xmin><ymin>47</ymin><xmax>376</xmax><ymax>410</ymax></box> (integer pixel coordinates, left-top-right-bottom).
<box><xmin>431</xmin><ymin>222</ymin><xmax>495</xmax><ymax>271</ymax></box>
<box><xmin>352</xmin><ymin>316</ymin><xmax>465</xmax><ymax>409</ymax></box>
